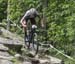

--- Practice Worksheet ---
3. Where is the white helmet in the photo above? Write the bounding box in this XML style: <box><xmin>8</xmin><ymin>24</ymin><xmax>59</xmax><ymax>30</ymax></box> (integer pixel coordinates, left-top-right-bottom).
<box><xmin>30</xmin><ymin>8</ymin><xmax>36</xmax><ymax>13</ymax></box>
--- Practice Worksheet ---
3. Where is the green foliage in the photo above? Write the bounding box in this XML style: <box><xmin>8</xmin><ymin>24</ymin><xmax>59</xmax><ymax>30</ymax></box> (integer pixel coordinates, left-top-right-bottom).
<box><xmin>45</xmin><ymin>0</ymin><xmax>75</xmax><ymax>63</ymax></box>
<box><xmin>8</xmin><ymin>0</ymin><xmax>41</xmax><ymax>21</ymax></box>
<box><xmin>65</xmin><ymin>59</ymin><xmax>75</xmax><ymax>64</ymax></box>
<box><xmin>0</xmin><ymin>0</ymin><xmax>7</xmax><ymax>21</ymax></box>
<box><xmin>7</xmin><ymin>0</ymin><xmax>42</xmax><ymax>33</ymax></box>
<box><xmin>45</xmin><ymin>0</ymin><xmax>75</xmax><ymax>52</ymax></box>
<box><xmin>1</xmin><ymin>0</ymin><xmax>75</xmax><ymax>63</ymax></box>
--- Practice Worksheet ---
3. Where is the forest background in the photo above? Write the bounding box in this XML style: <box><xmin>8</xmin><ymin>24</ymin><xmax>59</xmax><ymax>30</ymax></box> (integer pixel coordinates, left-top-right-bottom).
<box><xmin>0</xmin><ymin>0</ymin><xmax>75</xmax><ymax>64</ymax></box>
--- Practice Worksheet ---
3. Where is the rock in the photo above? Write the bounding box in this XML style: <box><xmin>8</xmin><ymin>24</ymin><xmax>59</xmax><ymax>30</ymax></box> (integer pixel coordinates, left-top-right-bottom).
<box><xmin>14</xmin><ymin>53</ymin><xmax>21</xmax><ymax>58</ymax></box>
<box><xmin>30</xmin><ymin>58</ymin><xmax>50</xmax><ymax>64</ymax></box>
<box><xmin>0</xmin><ymin>44</ymin><xmax>9</xmax><ymax>51</ymax></box>
<box><xmin>25</xmin><ymin>51</ymin><xmax>36</xmax><ymax>58</ymax></box>
<box><xmin>0</xmin><ymin>56</ymin><xmax>14</xmax><ymax>61</ymax></box>
<box><xmin>48</xmin><ymin>56</ymin><xmax>62</xmax><ymax>64</ymax></box>
<box><xmin>31</xmin><ymin>58</ymin><xmax>40</xmax><ymax>64</ymax></box>
<box><xmin>0</xmin><ymin>29</ymin><xmax>2</xmax><ymax>35</ymax></box>
<box><xmin>0</xmin><ymin>51</ymin><xmax>11</xmax><ymax>57</ymax></box>
<box><xmin>0</xmin><ymin>28</ymin><xmax>63</xmax><ymax>64</ymax></box>
<box><xmin>23</xmin><ymin>61</ymin><xmax>31</xmax><ymax>64</ymax></box>
<box><xmin>0</xmin><ymin>51</ymin><xmax>14</xmax><ymax>61</ymax></box>
<box><xmin>0</xmin><ymin>51</ymin><xmax>13</xmax><ymax>58</ymax></box>
<box><xmin>0</xmin><ymin>59</ymin><xmax>13</xmax><ymax>64</ymax></box>
<box><xmin>39</xmin><ymin>59</ymin><xmax>50</xmax><ymax>64</ymax></box>
<box><xmin>34</xmin><ymin>54</ymin><xmax>62</xmax><ymax>64</ymax></box>
<box><xmin>0</xmin><ymin>28</ymin><xmax>23</xmax><ymax>41</ymax></box>
<box><xmin>0</xmin><ymin>37</ymin><xmax>22</xmax><ymax>53</ymax></box>
<box><xmin>0</xmin><ymin>37</ymin><xmax>23</xmax><ymax>46</ymax></box>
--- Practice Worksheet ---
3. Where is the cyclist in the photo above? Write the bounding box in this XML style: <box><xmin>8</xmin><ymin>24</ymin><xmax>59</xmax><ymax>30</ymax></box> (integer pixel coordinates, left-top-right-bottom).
<box><xmin>20</xmin><ymin>8</ymin><xmax>41</xmax><ymax>42</ymax></box>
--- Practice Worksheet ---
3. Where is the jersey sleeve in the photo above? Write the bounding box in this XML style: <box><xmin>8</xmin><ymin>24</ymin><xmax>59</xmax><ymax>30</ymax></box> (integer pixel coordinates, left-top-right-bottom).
<box><xmin>35</xmin><ymin>10</ymin><xmax>39</xmax><ymax>17</ymax></box>
<box><xmin>23</xmin><ymin>10</ymin><xmax>30</xmax><ymax>19</ymax></box>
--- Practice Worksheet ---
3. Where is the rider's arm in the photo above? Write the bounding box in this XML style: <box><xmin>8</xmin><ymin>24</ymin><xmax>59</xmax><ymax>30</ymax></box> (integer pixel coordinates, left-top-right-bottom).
<box><xmin>20</xmin><ymin>15</ymin><xmax>27</xmax><ymax>28</ymax></box>
<box><xmin>35</xmin><ymin>10</ymin><xmax>40</xmax><ymax>18</ymax></box>
<box><xmin>36</xmin><ymin>12</ymin><xmax>44</xmax><ymax>28</ymax></box>
<box><xmin>38</xmin><ymin>15</ymin><xmax>45</xmax><ymax>28</ymax></box>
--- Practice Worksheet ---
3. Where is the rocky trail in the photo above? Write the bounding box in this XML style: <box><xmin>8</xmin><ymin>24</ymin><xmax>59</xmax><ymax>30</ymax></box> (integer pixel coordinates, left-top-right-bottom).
<box><xmin>0</xmin><ymin>28</ymin><xmax>63</xmax><ymax>64</ymax></box>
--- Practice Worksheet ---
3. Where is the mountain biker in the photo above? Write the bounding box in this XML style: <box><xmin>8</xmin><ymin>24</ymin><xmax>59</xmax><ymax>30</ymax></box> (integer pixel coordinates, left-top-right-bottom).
<box><xmin>20</xmin><ymin>8</ymin><xmax>40</xmax><ymax>28</ymax></box>
<box><xmin>20</xmin><ymin>8</ymin><xmax>42</xmax><ymax>41</ymax></box>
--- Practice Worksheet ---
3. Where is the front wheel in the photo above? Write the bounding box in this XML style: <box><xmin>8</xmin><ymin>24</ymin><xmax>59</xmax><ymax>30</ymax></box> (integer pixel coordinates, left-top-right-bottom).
<box><xmin>32</xmin><ymin>32</ymin><xmax>39</xmax><ymax>54</ymax></box>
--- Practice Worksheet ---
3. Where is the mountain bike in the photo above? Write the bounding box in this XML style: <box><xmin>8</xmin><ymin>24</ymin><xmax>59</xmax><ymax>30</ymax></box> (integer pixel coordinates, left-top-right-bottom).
<box><xmin>24</xmin><ymin>22</ymin><xmax>39</xmax><ymax>54</ymax></box>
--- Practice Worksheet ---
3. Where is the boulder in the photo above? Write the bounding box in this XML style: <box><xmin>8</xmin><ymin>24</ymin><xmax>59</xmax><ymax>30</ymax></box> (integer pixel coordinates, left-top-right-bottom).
<box><xmin>0</xmin><ymin>44</ymin><xmax>9</xmax><ymax>51</ymax></box>
<box><xmin>23</xmin><ymin>61</ymin><xmax>31</xmax><ymax>64</ymax></box>
<box><xmin>48</xmin><ymin>56</ymin><xmax>62</xmax><ymax>64</ymax></box>
<box><xmin>0</xmin><ymin>59</ymin><xmax>13</xmax><ymax>64</ymax></box>
<box><xmin>0</xmin><ymin>51</ymin><xmax>14</xmax><ymax>60</ymax></box>
<box><xmin>0</xmin><ymin>28</ymin><xmax>23</xmax><ymax>42</ymax></box>
<box><xmin>0</xmin><ymin>29</ymin><xmax>2</xmax><ymax>35</ymax></box>
<box><xmin>0</xmin><ymin>37</ymin><xmax>23</xmax><ymax>46</ymax></box>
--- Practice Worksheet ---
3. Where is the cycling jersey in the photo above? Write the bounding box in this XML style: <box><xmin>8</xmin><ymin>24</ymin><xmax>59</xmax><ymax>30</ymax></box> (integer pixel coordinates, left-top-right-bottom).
<box><xmin>24</xmin><ymin>8</ymin><xmax>39</xmax><ymax>20</ymax></box>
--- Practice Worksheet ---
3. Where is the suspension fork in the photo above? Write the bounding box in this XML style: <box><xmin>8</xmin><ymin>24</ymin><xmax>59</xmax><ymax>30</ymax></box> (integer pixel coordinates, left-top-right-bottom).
<box><xmin>29</xmin><ymin>28</ymin><xmax>34</xmax><ymax>42</ymax></box>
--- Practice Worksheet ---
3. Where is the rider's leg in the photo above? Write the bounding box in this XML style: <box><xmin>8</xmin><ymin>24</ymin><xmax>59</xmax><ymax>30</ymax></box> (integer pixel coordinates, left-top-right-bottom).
<box><xmin>24</xmin><ymin>27</ymin><xmax>28</xmax><ymax>42</ymax></box>
<box><xmin>23</xmin><ymin>20</ymin><xmax>31</xmax><ymax>49</ymax></box>
<box><xmin>29</xmin><ymin>18</ymin><xmax>36</xmax><ymax>41</ymax></box>
<box><xmin>30</xmin><ymin>18</ymin><xmax>37</xmax><ymax>48</ymax></box>
<box><xmin>30</xmin><ymin>18</ymin><xmax>36</xmax><ymax>25</ymax></box>
<box><xmin>23</xmin><ymin>19</ymin><xmax>29</xmax><ymax>42</ymax></box>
